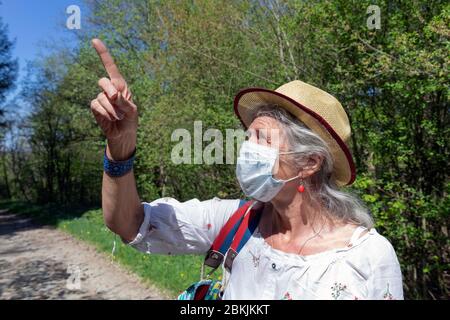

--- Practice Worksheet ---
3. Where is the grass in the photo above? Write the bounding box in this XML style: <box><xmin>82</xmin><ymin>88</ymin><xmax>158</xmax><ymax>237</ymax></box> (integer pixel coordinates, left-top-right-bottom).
<box><xmin>0</xmin><ymin>200</ymin><xmax>220</xmax><ymax>298</ymax></box>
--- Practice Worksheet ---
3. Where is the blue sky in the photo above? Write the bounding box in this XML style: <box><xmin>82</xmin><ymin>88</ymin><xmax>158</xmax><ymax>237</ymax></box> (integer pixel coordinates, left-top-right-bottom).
<box><xmin>1</xmin><ymin>0</ymin><xmax>87</xmax><ymax>103</ymax></box>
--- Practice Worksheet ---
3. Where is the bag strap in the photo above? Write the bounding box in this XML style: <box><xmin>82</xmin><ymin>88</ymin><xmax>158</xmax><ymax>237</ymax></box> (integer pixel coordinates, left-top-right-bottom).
<box><xmin>203</xmin><ymin>200</ymin><xmax>262</xmax><ymax>273</ymax></box>
<box><xmin>211</xmin><ymin>200</ymin><xmax>250</xmax><ymax>254</ymax></box>
<box><xmin>224</xmin><ymin>204</ymin><xmax>262</xmax><ymax>272</ymax></box>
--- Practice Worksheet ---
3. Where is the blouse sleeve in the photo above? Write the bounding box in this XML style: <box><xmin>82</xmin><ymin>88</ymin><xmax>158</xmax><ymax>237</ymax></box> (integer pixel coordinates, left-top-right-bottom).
<box><xmin>366</xmin><ymin>235</ymin><xmax>404</xmax><ymax>300</ymax></box>
<box><xmin>126</xmin><ymin>197</ymin><xmax>242</xmax><ymax>255</ymax></box>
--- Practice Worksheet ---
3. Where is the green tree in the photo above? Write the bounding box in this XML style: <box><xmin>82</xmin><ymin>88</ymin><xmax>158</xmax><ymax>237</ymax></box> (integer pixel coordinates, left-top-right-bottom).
<box><xmin>0</xmin><ymin>13</ymin><xmax>18</xmax><ymax>198</ymax></box>
<box><xmin>3</xmin><ymin>0</ymin><xmax>448</xmax><ymax>299</ymax></box>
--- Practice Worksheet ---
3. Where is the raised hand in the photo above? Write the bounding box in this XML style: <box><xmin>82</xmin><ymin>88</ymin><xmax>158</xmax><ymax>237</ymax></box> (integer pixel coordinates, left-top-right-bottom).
<box><xmin>90</xmin><ymin>38</ymin><xmax>138</xmax><ymax>160</ymax></box>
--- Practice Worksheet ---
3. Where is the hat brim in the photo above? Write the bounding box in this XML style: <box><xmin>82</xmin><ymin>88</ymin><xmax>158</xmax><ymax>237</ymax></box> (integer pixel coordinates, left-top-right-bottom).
<box><xmin>234</xmin><ymin>87</ymin><xmax>356</xmax><ymax>187</ymax></box>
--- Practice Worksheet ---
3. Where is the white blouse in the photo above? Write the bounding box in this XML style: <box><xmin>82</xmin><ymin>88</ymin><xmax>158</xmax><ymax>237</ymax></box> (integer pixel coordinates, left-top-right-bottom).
<box><xmin>128</xmin><ymin>197</ymin><xmax>404</xmax><ymax>300</ymax></box>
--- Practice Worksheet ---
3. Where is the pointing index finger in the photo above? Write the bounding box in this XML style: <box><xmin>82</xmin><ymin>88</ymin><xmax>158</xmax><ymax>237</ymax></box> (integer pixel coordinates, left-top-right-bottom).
<box><xmin>92</xmin><ymin>38</ymin><xmax>123</xmax><ymax>81</ymax></box>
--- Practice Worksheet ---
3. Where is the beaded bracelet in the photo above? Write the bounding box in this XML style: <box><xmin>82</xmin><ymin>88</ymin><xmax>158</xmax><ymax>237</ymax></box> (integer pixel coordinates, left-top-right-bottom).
<box><xmin>103</xmin><ymin>148</ymin><xmax>136</xmax><ymax>177</ymax></box>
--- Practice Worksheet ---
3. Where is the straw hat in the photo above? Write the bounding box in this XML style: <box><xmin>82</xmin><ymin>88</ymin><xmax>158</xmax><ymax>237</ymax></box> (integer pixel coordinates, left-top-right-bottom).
<box><xmin>233</xmin><ymin>80</ymin><xmax>356</xmax><ymax>187</ymax></box>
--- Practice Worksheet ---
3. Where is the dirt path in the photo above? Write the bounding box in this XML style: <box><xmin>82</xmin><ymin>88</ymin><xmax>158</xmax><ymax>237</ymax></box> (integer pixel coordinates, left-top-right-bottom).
<box><xmin>0</xmin><ymin>209</ymin><xmax>168</xmax><ymax>300</ymax></box>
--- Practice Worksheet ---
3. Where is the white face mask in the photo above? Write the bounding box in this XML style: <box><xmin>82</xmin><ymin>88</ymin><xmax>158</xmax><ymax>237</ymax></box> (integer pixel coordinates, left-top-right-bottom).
<box><xmin>236</xmin><ymin>141</ymin><xmax>300</xmax><ymax>202</ymax></box>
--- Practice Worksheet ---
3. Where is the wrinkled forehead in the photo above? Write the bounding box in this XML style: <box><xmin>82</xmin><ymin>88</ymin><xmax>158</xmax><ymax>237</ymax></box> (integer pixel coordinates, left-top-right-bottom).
<box><xmin>247</xmin><ymin>116</ymin><xmax>289</xmax><ymax>149</ymax></box>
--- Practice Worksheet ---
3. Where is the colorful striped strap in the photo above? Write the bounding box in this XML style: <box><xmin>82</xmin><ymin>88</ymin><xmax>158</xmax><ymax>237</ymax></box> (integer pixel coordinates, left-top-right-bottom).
<box><xmin>203</xmin><ymin>200</ymin><xmax>262</xmax><ymax>273</ymax></box>
<box><xmin>224</xmin><ymin>204</ymin><xmax>262</xmax><ymax>272</ymax></box>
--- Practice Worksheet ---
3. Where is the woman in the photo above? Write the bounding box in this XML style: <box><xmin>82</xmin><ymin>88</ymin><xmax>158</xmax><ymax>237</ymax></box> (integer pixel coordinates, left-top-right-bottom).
<box><xmin>90</xmin><ymin>39</ymin><xmax>403</xmax><ymax>300</ymax></box>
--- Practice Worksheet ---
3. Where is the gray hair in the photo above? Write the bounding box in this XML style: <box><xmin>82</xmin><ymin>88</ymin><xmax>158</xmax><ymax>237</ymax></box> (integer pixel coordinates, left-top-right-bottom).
<box><xmin>252</xmin><ymin>105</ymin><xmax>374</xmax><ymax>229</ymax></box>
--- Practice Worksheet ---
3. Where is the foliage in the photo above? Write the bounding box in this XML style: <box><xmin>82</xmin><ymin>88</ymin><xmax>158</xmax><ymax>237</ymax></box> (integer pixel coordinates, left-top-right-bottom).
<box><xmin>1</xmin><ymin>0</ymin><xmax>448</xmax><ymax>299</ymax></box>
<box><xmin>0</xmin><ymin>13</ymin><xmax>19</xmax><ymax>198</ymax></box>
<box><xmin>0</xmin><ymin>15</ymin><xmax>18</xmax><ymax>108</ymax></box>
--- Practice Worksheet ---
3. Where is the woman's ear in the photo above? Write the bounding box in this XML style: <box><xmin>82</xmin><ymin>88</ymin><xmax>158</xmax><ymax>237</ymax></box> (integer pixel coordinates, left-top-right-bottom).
<box><xmin>298</xmin><ymin>155</ymin><xmax>323</xmax><ymax>178</ymax></box>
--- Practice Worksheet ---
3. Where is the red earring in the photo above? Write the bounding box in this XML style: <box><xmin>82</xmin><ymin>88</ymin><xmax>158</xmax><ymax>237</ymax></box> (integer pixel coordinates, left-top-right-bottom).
<box><xmin>297</xmin><ymin>178</ymin><xmax>305</xmax><ymax>193</ymax></box>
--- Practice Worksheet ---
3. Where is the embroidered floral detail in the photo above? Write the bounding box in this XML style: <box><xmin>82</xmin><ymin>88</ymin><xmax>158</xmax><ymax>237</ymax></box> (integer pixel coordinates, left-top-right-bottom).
<box><xmin>331</xmin><ymin>282</ymin><xmax>347</xmax><ymax>300</ymax></box>
<box><xmin>248</xmin><ymin>249</ymin><xmax>260</xmax><ymax>268</ymax></box>
<box><xmin>383</xmin><ymin>283</ymin><xmax>395</xmax><ymax>300</ymax></box>
<box><xmin>282</xmin><ymin>292</ymin><xmax>293</xmax><ymax>300</ymax></box>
